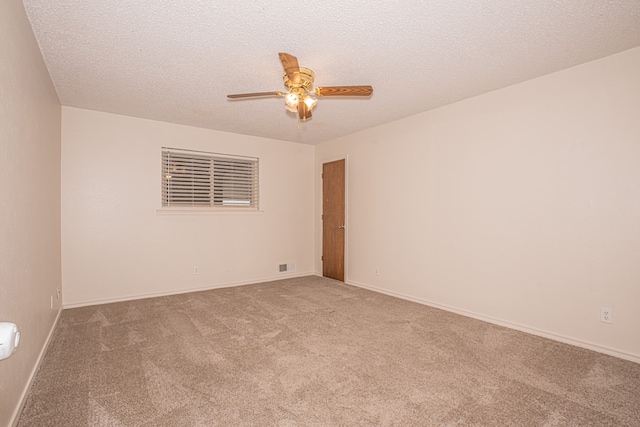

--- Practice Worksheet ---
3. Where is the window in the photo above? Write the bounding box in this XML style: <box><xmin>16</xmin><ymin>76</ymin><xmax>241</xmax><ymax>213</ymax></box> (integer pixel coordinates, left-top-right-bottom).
<box><xmin>162</xmin><ymin>148</ymin><xmax>258</xmax><ymax>209</ymax></box>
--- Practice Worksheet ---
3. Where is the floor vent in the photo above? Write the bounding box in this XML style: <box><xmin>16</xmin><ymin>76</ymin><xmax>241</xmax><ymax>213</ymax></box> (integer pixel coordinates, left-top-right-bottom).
<box><xmin>278</xmin><ymin>262</ymin><xmax>296</xmax><ymax>273</ymax></box>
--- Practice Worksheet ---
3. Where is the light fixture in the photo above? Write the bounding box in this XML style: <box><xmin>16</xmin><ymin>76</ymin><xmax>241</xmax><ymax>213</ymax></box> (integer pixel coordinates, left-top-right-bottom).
<box><xmin>284</xmin><ymin>93</ymin><xmax>298</xmax><ymax>113</ymax></box>
<box><xmin>280</xmin><ymin>68</ymin><xmax>319</xmax><ymax>120</ymax></box>
<box><xmin>284</xmin><ymin>92</ymin><xmax>298</xmax><ymax>108</ymax></box>
<box><xmin>284</xmin><ymin>91</ymin><xmax>317</xmax><ymax>114</ymax></box>
<box><xmin>303</xmin><ymin>95</ymin><xmax>317</xmax><ymax>109</ymax></box>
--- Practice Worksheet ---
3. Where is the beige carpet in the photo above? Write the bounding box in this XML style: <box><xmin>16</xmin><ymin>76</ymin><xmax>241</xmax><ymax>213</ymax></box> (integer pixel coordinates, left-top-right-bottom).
<box><xmin>18</xmin><ymin>276</ymin><xmax>640</xmax><ymax>426</ymax></box>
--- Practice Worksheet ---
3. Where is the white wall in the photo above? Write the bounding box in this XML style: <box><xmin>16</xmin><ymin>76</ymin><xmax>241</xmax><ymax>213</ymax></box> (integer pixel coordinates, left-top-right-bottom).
<box><xmin>0</xmin><ymin>1</ymin><xmax>62</xmax><ymax>425</ymax></box>
<box><xmin>315</xmin><ymin>47</ymin><xmax>640</xmax><ymax>362</ymax></box>
<box><xmin>61</xmin><ymin>107</ymin><xmax>315</xmax><ymax>306</ymax></box>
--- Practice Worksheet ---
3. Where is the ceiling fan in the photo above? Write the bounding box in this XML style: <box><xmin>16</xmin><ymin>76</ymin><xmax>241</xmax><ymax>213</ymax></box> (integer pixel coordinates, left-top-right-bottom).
<box><xmin>227</xmin><ymin>53</ymin><xmax>373</xmax><ymax>123</ymax></box>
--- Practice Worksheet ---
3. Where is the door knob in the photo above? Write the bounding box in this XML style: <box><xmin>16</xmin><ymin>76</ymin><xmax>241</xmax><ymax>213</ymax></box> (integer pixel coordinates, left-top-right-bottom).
<box><xmin>338</xmin><ymin>225</ymin><xmax>345</xmax><ymax>229</ymax></box>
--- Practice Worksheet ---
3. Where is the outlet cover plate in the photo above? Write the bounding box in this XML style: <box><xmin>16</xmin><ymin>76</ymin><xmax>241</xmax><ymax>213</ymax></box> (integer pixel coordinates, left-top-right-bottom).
<box><xmin>600</xmin><ymin>307</ymin><xmax>613</xmax><ymax>323</ymax></box>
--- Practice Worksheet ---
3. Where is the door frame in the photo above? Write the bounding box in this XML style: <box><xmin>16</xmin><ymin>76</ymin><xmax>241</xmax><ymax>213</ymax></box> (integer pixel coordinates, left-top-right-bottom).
<box><xmin>321</xmin><ymin>155</ymin><xmax>349</xmax><ymax>282</ymax></box>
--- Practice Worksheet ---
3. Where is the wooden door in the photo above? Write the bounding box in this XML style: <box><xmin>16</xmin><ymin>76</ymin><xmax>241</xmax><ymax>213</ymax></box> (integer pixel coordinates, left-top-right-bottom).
<box><xmin>322</xmin><ymin>159</ymin><xmax>345</xmax><ymax>281</ymax></box>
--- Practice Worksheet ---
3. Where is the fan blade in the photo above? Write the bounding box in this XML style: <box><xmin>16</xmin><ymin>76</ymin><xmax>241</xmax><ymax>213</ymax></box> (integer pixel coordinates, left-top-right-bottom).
<box><xmin>227</xmin><ymin>91</ymin><xmax>283</xmax><ymax>99</ymax></box>
<box><xmin>315</xmin><ymin>85</ymin><xmax>373</xmax><ymax>97</ymax></box>
<box><xmin>278</xmin><ymin>52</ymin><xmax>301</xmax><ymax>84</ymax></box>
<box><xmin>298</xmin><ymin>102</ymin><xmax>312</xmax><ymax>121</ymax></box>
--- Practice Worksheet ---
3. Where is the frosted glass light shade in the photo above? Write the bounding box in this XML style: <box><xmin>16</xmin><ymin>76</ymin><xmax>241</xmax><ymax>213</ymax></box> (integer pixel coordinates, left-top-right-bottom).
<box><xmin>284</xmin><ymin>93</ymin><xmax>299</xmax><ymax>107</ymax></box>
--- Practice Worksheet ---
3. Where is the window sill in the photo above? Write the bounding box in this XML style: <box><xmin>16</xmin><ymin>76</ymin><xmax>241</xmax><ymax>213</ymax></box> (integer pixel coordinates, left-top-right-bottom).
<box><xmin>156</xmin><ymin>208</ymin><xmax>265</xmax><ymax>216</ymax></box>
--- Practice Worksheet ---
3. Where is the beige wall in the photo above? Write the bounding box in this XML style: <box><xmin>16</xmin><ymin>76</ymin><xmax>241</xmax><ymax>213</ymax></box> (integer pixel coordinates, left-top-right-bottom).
<box><xmin>61</xmin><ymin>107</ymin><xmax>315</xmax><ymax>306</ymax></box>
<box><xmin>315</xmin><ymin>47</ymin><xmax>640</xmax><ymax>362</ymax></box>
<box><xmin>0</xmin><ymin>1</ymin><xmax>62</xmax><ymax>425</ymax></box>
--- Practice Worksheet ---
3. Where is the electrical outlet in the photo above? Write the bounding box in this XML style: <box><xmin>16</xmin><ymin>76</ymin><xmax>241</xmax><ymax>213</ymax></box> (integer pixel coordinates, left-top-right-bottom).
<box><xmin>600</xmin><ymin>307</ymin><xmax>613</xmax><ymax>323</ymax></box>
<box><xmin>375</xmin><ymin>267</ymin><xmax>380</xmax><ymax>276</ymax></box>
<box><xmin>193</xmin><ymin>266</ymin><xmax>199</xmax><ymax>275</ymax></box>
<box><xmin>56</xmin><ymin>288</ymin><xmax>61</xmax><ymax>300</ymax></box>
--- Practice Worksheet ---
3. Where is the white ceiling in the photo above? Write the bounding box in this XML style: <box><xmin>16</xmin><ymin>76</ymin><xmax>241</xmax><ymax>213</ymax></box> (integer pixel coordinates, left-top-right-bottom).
<box><xmin>23</xmin><ymin>1</ymin><xmax>640</xmax><ymax>145</ymax></box>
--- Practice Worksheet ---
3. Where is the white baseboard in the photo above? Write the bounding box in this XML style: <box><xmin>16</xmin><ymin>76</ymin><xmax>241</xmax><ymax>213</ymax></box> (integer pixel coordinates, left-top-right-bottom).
<box><xmin>11</xmin><ymin>307</ymin><xmax>63</xmax><ymax>427</ymax></box>
<box><xmin>63</xmin><ymin>271</ymin><xmax>316</xmax><ymax>309</ymax></box>
<box><xmin>345</xmin><ymin>278</ymin><xmax>640</xmax><ymax>365</ymax></box>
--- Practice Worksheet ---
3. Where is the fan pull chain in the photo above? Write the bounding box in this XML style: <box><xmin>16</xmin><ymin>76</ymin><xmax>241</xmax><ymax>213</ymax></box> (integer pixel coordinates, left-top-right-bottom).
<box><xmin>297</xmin><ymin>116</ymin><xmax>301</xmax><ymax>130</ymax></box>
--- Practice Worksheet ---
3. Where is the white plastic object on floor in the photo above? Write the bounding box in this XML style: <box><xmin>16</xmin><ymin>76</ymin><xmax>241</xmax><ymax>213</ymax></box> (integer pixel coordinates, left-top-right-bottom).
<box><xmin>0</xmin><ymin>322</ymin><xmax>20</xmax><ymax>360</ymax></box>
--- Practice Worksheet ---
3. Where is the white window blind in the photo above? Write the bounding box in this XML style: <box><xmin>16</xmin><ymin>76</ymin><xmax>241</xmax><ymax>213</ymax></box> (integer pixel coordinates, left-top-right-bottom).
<box><xmin>162</xmin><ymin>148</ymin><xmax>258</xmax><ymax>209</ymax></box>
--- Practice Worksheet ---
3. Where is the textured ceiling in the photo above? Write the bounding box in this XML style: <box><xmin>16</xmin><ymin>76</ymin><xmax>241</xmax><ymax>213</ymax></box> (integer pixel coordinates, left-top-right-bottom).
<box><xmin>23</xmin><ymin>0</ymin><xmax>640</xmax><ymax>145</ymax></box>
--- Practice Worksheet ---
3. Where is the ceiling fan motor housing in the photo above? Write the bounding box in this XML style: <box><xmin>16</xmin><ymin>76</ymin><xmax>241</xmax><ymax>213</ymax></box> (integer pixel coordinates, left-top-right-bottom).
<box><xmin>283</xmin><ymin>67</ymin><xmax>315</xmax><ymax>92</ymax></box>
